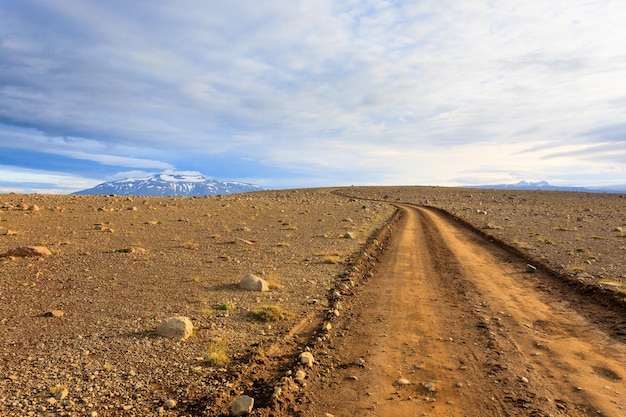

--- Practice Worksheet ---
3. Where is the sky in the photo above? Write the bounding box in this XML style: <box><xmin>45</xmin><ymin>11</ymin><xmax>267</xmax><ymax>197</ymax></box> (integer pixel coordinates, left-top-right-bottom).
<box><xmin>1</xmin><ymin>0</ymin><xmax>626</xmax><ymax>193</ymax></box>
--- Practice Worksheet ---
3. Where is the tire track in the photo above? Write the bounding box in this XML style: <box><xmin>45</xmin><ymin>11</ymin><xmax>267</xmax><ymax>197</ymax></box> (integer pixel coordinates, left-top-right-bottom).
<box><xmin>299</xmin><ymin>205</ymin><xmax>626</xmax><ymax>417</ymax></box>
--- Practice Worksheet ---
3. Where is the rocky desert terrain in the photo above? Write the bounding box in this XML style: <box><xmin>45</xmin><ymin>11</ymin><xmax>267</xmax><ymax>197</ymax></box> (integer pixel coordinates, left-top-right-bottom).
<box><xmin>340</xmin><ymin>186</ymin><xmax>626</xmax><ymax>287</ymax></box>
<box><xmin>1</xmin><ymin>186</ymin><xmax>625</xmax><ymax>416</ymax></box>
<box><xmin>0</xmin><ymin>189</ymin><xmax>393</xmax><ymax>416</ymax></box>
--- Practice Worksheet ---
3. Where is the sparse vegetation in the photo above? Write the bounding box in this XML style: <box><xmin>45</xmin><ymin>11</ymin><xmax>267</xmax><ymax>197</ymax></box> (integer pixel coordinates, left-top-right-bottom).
<box><xmin>217</xmin><ymin>301</ymin><xmax>235</xmax><ymax>311</ymax></box>
<box><xmin>268</xmin><ymin>275</ymin><xmax>282</xmax><ymax>290</ymax></box>
<box><xmin>48</xmin><ymin>384</ymin><xmax>67</xmax><ymax>397</ymax></box>
<box><xmin>250</xmin><ymin>304</ymin><xmax>293</xmax><ymax>322</ymax></box>
<box><xmin>181</xmin><ymin>241</ymin><xmax>199</xmax><ymax>250</ymax></box>
<box><xmin>322</xmin><ymin>256</ymin><xmax>341</xmax><ymax>264</ymax></box>
<box><xmin>206</xmin><ymin>340</ymin><xmax>230</xmax><ymax>365</ymax></box>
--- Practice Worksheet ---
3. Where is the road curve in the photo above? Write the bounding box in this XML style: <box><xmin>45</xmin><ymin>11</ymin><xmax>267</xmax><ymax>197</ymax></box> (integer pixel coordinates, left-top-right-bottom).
<box><xmin>300</xmin><ymin>205</ymin><xmax>626</xmax><ymax>417</ymax></box>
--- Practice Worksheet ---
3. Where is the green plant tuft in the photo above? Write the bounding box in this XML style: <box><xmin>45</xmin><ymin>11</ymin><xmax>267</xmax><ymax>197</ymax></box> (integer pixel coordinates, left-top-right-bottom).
<box><xmin>217</xmin><ymin>301</ymin><xmax>235</xmax><ymax>311</ymax></box>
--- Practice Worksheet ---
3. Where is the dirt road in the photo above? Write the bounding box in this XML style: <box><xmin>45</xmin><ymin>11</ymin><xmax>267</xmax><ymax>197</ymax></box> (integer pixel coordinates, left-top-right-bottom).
<box><xmin>299</xmin><ymin>205</ymin><xmax>626</xmax><ymax>416</ymax></box>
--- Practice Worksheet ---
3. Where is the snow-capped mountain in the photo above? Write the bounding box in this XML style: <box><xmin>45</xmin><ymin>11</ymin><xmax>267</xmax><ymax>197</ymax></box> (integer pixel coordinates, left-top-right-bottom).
<box><xmin>74</xmin><ymin>173</ymin><xmax>262</xmax><ymax>196</ymax></box>
<box><xmin>465</xmin><ymin>180</ymin><xmax>604</xmax><ymax>193</ymax></box>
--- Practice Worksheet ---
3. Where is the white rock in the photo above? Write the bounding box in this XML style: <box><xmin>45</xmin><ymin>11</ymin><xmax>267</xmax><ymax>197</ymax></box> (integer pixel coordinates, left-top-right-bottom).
<box><xmin>394</xmin><ymin>378</ymin><xmax>411</xmax><ymax>386</ymax></box>
<box><xmin>239</xmin><ymin>274</ymin><xmax>269</xmax><ymax>292</ymax></box>
<box><xmin>231</xmin><ymin>395</ymin><xmax>254</xmax><ymax>416</ymax></box>
<box><xmin>295</xmin><ymin>370</ymin><xmax>307</xmax><ymax>385</ymax></box>
<box><xmin>163</xmin><ymin>399</ymin><xmax>177</xmax><ymax>409</ymax></box>
<box><xmin>299</xmin><ymin>351</ymin><xmax>315</xmax><ymax>367</ymax></box>
<box><xmin>156</xmin><ymin>316</ymin><xmax>193</xmax><ymax>340</ymax></box>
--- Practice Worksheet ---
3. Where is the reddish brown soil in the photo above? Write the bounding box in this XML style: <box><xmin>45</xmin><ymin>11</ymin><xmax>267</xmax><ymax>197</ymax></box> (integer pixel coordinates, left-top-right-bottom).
<box><xmin>296</xmin><ymin>205</ymin><xmax>626</xmax><ymax>417</ymax></box>
<box><xmin>1</xmin><ymin>187</ymin><xmax>625</xmax><ymax>416</ymax></box>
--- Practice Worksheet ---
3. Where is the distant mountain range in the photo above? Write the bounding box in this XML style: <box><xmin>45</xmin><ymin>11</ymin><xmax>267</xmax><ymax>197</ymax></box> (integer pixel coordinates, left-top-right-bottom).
<box><xmin>465</xmin><ymin>180</ymin><xmax>626</xmax><ymax>193</ymax></box>
<box><xmin>74</xmin><ymin>173</ymin><xmax>262</xmax><ymax>196</ymax></box>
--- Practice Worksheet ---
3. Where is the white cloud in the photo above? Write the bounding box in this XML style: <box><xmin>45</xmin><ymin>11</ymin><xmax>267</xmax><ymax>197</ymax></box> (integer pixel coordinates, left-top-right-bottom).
<box><xmin>1</xmin><ymin>0</ymin><xmax>626</xmax><ymax>189</ymax></box>
<box><xmin>0</xmin><ymin>166</ymin><xmax>100</xmax><ymax>192</ymax></box>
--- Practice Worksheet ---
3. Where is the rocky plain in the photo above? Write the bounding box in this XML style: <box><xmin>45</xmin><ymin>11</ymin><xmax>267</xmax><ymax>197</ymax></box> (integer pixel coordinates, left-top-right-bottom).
<box><xmin>1</xmin><ymin>186</ymin><xmax>625</xmax><ymax>416</ymax></box>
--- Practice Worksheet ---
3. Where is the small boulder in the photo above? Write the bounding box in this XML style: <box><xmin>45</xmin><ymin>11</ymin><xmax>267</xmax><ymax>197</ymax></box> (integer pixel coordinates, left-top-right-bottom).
<box><xmin>44</xmin><ymin>310</ymin><xmax>64</xmax><ymax>318</ymax></box>
<box><xmin>163</xmin><ymin>399</ymin><xmax>177</xmax><ymax>409</ymax></box>
<box><xmin>294</xmin><ymin>369</ymin><xmax>307</xmax><ymax>385</ymax></box>
<box><xmin>7</xmin><ymin>246</ymin><xmax>51</xmax><ymax>257</ymax></box>
<box><xmin>231</xmin><ymin>395</ymin><xmax>254</xmax><ymax>416</ymax></box>
<box><xmin>239</xmin><ymin>274</ymin><xmax>269</xmax><ymax>292</ymax></box>
<box><xmin>526</xmin><ymin>264</ymin><xmax>537</xmax><ymax>273</ymax></box>
<box><xmin>156</xmin><ymin>316</ymin><xmax>193</xmax><ymax>340</ymax></box>
<box><xmin>299</xmin><ymin>351</ymin><xmax>315</xmax><ymax>367</ymax></box>
<box><xmin>394</xmin><ymin>378</ymin><xmax>411</xmax><ymax>387</ymax></box>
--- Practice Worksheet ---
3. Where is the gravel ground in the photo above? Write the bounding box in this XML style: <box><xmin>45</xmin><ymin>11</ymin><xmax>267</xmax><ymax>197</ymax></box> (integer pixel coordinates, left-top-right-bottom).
<box><xmin>2</xmin><ymin>185</ymin><xmax>625</xmax><ymax>416</ymax></box>
<box><xmin>0</xmin><ymin>189</ymin><xmax>394</xmax><ymax>416</ymax></box>
<box><xmin>338</xmin><ymin>186</ymin><xmax>626</xmax><ymax>286</ymax></box>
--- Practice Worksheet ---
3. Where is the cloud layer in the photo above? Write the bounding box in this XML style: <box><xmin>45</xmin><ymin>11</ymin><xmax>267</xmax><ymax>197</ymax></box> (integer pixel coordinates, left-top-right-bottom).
<box><xmin>1</xmin><ymin>0</ymin><xmax>626</xmax><ymax>191</ymax></box>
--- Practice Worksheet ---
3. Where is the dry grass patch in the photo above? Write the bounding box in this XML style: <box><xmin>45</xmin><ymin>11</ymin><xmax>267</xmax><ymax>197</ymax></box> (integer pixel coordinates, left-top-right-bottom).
<box><xmin>206</xmin><ymin>340</ymin><xmax>230</xmax><ymax>366</ymax></box>
<box><xmin>250</xmin><ymin>305</ymin><xmax>293</xmax><ymax>322</ymax></box>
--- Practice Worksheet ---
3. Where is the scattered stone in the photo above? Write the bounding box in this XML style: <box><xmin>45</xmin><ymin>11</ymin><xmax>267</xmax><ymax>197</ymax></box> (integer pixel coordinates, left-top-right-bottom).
<box><xmin>239</xmin><ymin>274</ymin><xmax>269</xmax><ymax>292</ymax></box>
<box><xmin>163</xmin><ymin>399</ymin><xmax>177</xmax><ymax>409</ymax></box>
<box><xmin>394</xmin><ymin>378</ymin><xmax>411</xmax><ymax>387</ymax></box>
<box><xmin>613</xmin><ymin>227</ymin><xmax>623</xmax><ymax>233</ymax></box>
<box><xmin>299</xmin><ymin>351</ymin><xmax>315</xmax><ymax>367</ymax></box>
<box><xmin>423</xmin><ymin>382</ymin><xmax>437</xmax><ymax>392</ymax></box>
<box><xmin>122</xmin><ymin>405</ymin><xmax>132</xmax><ymax>411</ymax></box>
<box><xmin>7</xmin><ymin>246</ymin><xmax>51</xmax><ymax>257</ymax></box>
<box><xmin>343</xmin><ymin>231</ymin><xmax>356</xmax><ymax>239</ymax></box>
<box><xmin>231</xmin><ymin>395</ymin><xmax>254</xmax><ymax>416</ymax></box>
<box><xmin>44</xmin><ymin>310</ymin><xmax>64</xmax><ymax>318</ymax></box>
<box><xmin>294</xmin><ymin>370</ymin><xmax>307</xmax><ymax>385</ymax></box>
<box><xmin>156</xmin><ymin>316</ymin><xmax>193</xmax><ymax>340</ymax></box>
<box><xmin>526</xmin><ymin>264</ymin><xmax>537</xmax><ymax>273</ymax></box>
<box><xmin>519</xmin><ymin>376</ymin><xmax>529</xmax><ymax>383</ymax></box>
<box><xmin>234</xmin><ymin>238</ymin><xmax>254</xmax><ymax>245</ymax></box>
<box><xmin>355</xmin><ymin>357</ymin><xmax>365</xmax><ymax>367</ymax></box>
<box><xmin>55</xmin><ymin>387</ymin><xmax>68</xmax><ymax>401</ymax></box>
